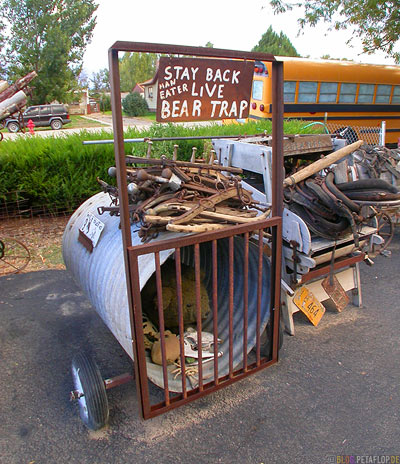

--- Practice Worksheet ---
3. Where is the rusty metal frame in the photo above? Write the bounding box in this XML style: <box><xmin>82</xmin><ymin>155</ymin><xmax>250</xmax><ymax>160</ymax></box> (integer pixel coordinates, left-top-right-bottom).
<box><xmin>128</xmin><ymin>219</ymin><xmax>281</xmax><ymax>418</ymax></box>
<box><xmin>108</xmin><ymin>41</ymin><xmax>284</xmax><ymax>419</ymax></box>
<box><xmin>300</xmin><ymin>253</ymin><xmax>365</xmax><ymax>284</ymax></box>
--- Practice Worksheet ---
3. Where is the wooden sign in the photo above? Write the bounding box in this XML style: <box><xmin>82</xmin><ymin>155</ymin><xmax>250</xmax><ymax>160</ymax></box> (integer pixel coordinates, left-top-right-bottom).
<box><xmin>156</xmin><ymin>57</ymin><xmax>254</xmax><ymax>122</ymax></box>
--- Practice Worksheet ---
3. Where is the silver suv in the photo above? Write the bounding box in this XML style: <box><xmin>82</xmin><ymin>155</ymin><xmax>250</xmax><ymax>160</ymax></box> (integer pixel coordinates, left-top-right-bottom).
<box><xmin>5</xmin><ymin>104</ymin><xmax>71</xmax><ymax>132</ymax></box>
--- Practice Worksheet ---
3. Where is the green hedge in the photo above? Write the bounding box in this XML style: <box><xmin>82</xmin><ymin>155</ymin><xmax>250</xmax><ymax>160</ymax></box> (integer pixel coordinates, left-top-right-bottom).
<box><xmin>0</xmin><ymin>130</ymin><xmax>116</xmax><ymax>213</ymax></box>
<box><xmin>0</xmin><ymin>120</ymin><xmax>322</xmax><ymax>214</ymax></box>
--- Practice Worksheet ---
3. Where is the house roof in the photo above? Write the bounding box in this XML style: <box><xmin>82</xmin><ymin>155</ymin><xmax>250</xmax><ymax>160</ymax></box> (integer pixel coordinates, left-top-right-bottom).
<box><xmin>132</xmin><ymin>83</ymin><xmax>144</xmax><ymax>93</ymax></box>
<box><xmin>139</xmin><ymin>70</ymin><xmax>159</xmax><ymax>87</ymax></box>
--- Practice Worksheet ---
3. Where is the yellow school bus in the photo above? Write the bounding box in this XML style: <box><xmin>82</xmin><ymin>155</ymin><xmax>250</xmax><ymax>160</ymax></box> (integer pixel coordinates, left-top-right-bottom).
<box><xmin>248</xmin><ymin>57</ymin><xmax>400</xmax><ymax>146</ymax></box>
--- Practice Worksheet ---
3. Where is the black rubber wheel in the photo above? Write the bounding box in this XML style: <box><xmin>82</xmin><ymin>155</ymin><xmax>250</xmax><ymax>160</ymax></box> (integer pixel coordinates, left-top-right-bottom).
<box><xmin>50</xmin><ymin>119</ymin><xmax>63</xmax><ymax>130</ymax></box>
<box><xmin>71</xmin><ymin>352</ymin><xmax>109</xmax><ymax>430</ymax></box>
<box><xmin>7</xmin><ymin>121</ymin><xmax>20</xmax><ymax>133</ymax></box>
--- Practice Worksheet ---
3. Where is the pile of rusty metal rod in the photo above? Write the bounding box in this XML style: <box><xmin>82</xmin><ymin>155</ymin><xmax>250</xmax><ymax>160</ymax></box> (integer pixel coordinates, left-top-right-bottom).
<box><xmin>0</xmin><ymin>71</ymin><xmax>37</xmax><ymax>122</ymax></box>
<box><xmin>97</xmin><ymin>152</ymin><xmax>269</xmax><ymax>241</ymax></box>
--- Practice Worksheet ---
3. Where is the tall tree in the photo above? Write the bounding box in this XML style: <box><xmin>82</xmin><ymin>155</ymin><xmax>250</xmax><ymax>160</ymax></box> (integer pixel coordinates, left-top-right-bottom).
<box><xmin>119</xmin><ymin>52</ymin><xmax>158</xmax><ymax>93</ymax></box>
<box><xmin>320</xmin><ymin>55</ymin><xmax>353</xmax><ymax>61</ymax></box>
<box><xmin>0</xmin><ymin>0</ymin><xmax>98</xmax><ymax>103</ymax></box>
<box><xmin>252</xmin><ymin>26</ymin><xmax>300</xmax><ymax>56</ymax></box>
<box><xmin>0</xmin><ymin>18</ymin><xmax>5</xmax><ymax>78</ymax></box>
<box><xmin>269</xmin><ymin>0</ymin><xmax>400</xmax><ymax>62</ymax></box>
<box><xmin>90</xmin><ymin>68</ymin><xmax>110</xmax><ymax>93</ymax></box>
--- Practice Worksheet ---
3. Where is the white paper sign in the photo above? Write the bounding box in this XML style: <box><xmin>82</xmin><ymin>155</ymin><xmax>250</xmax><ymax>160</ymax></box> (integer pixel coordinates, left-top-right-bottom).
<box><xmin>79</xmin><ymin>213</ymin><xmax>105</xmax><ymax>248</ymax></box>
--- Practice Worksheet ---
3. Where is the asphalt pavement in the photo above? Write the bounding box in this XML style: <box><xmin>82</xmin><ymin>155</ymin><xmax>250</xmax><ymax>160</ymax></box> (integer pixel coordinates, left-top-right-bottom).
<box><xmin>0</xmin><ymin>235</ymin><xmax>399</xmax><ymax>464</ymax></box>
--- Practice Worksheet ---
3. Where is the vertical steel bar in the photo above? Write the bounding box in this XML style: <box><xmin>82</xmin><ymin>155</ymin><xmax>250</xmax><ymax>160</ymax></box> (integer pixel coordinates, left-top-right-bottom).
<box><xmin>256</xmin><ymin>229</ymin><xmax>263</xmax><ymax>366</ymax></box>
<box><xmin>271</xmin><ymin>60</ymin><xmax>284</xmax><ymax>218</ymax></box>
<box><xmin>228</xmin><ymin>236</ymin><xmax>234</xmax><ymax>378</ymax></box>
<box><xmin>194</xmin><ymin>243</ymin><xmax>203</xmax><ymax>391</ymax></box>
<box><xmin>109</xmin><ymin>48</ymin><xmax>148</xmax><ymax>418</ymax></box>
<box><xmin>154</xmin><ymin>251</ymin><xmax>170</xmax><ymax>405</ymax></box>
<box><xmin>271</xmin><ymin>60</ymin><xmax>284</xmax><ymax>362</ymax></box>
<box><xmin>127</xmin><ymin>252</ymin><xmax>151</xmax><ymax>418</ymax></box>
<box><xmin>174</xmin><ymin>248</ymin><xmax>187</xmax><ymax>398</ymax></box>
<box><xmin>271</xmin><ymin>221</ymin><xmax>283</xmax><ymax>361</ymax></box>
<box><xmin>212</xmin><ymin>239</ymin><xmax>219</xmax><ymax>385</ymax></box>
<box><xmin>108</xmin><ymin>50</ymin><xmax>132</xmax><ymax>248</ymax></box>
<box><xmin>242</xmin><ymin>232</ymin><xmax>249</xmax><ymax>372</ymax></box>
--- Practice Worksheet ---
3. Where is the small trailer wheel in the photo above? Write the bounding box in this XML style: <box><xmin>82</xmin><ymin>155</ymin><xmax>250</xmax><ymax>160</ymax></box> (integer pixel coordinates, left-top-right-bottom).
<box><xmin>71</xmin><ymin>352</ymin><xmax>109</xmax><ymax>430</ymax></box>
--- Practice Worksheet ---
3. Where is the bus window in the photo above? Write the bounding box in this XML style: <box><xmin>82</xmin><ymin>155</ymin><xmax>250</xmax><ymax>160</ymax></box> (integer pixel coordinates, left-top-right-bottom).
<box><xmin>376</xmin><ymin>84</ymin><xmax>391</xmax><ymax>103</ymax></box>
<box><xmin>319</xmin><ymin>82</ymin><xmax>338</xmax><ymax>102</ymax></box>
<box><xmin>252</xmin><ymin>80</ymin><xmax>263</xmax><ymax>101</ymax></box>
<box><xmin>284</xmin><ymin>81</ymin><xmax>296</xmax><ymax>102</ymax></box>
<box><xmin>298</xmin><ymin>82</ymin><xmax>317</xmax><ymax>103</ymax></box>
<box><xmin>339</xmin><ymin>83</ymin><xmax>357</xmax><ymax>103</ymax></box>
<box><xmin>392</xmin><ymin>85</ymin><xmax>400</xmax><ymax>103</ymax></box>
<box><xmin>358</xmin><ymin>84</ymin><xmax>375</xmax><ymax>103</ymax></box>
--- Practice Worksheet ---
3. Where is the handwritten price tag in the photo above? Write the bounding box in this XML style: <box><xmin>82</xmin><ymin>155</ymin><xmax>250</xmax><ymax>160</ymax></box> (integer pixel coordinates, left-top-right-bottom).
<box><xmin>79</xmin><ymin>213</ymin><xmax>105</xmax><ymax>248</ymax></box>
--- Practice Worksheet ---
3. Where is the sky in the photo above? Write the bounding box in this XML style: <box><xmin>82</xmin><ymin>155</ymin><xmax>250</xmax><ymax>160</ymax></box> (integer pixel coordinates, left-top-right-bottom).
<box><xmin>82</xmin><ymin>0</ymin><xmax>397</xmax><ymax>76</ymax></box>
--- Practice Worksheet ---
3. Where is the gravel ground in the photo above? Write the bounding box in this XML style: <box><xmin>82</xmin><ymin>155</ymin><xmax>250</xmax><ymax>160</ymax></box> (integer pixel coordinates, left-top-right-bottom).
<box><xmin>0</xmin><ymin>229</ymin><xmax>399</xmax><ymax>463</ymax></box>
<box><xmin>0</xmin><ymin>216</ymin><xmax>69</xmax><ymax>274</ymax></box>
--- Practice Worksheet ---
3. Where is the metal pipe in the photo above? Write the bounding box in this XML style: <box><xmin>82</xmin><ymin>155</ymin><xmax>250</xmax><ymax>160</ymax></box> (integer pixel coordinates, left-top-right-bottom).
<box><xmin>82</xmin><ymin>134</ymin><xmax>270</xmax><ymax>145</ymax></box>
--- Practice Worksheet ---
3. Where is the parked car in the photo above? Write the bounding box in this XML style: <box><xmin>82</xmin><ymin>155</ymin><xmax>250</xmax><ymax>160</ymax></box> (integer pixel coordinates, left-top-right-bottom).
<box><xmin>5</xmin><ymin>104</ymin><xmax>71</xmax><ymax>132</ymax></box>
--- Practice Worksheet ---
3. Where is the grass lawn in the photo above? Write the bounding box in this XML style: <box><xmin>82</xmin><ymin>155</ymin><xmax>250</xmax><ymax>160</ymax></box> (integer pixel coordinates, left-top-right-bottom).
<box><xmin>101</xmin><ymin>110</ymin><xmax>155</xmax><ymax>121</ymax></box>
<box><xmin>0</xmin><ymin>114</ymin><xmax>108</xmax><ymax>133</ymax></box>
<box><xmin>68</xmin><ymin>115</ymin><xmax>108</xmax><ymax>128</ymax></box>
<box><xmin>0</xmin><ymin>112</ymin><xmax>156</xmax><ymax>134</ymax></box>
<box><xmin>141</xmin><ymin>112</ymin><xmax>156</xmax><ymax>121</ymax></box>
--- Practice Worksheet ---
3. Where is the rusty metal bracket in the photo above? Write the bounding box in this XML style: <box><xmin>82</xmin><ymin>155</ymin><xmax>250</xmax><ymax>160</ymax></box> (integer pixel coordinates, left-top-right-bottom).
<box><xmin>108</xmin><ymin>41</ymin><xmax>284</xmax><ymax>420</ymax></box>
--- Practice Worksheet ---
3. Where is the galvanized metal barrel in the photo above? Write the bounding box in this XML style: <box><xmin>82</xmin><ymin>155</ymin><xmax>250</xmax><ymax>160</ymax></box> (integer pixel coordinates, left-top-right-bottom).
<box><xmin>63</xmin><ymin>192</ymin><xmax>271</xmax><ymax>392</ymax></box>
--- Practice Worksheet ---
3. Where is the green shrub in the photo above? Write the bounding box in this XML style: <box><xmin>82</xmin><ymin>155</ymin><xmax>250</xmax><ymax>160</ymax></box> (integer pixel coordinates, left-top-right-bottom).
<box><xmin>0</xmin><ymin>119</ymin><xmax>323</xmax><ymax>214</ymax></box>
<box><xmin>99</xmin><ymin>94</ymin><xmax>111</xmax><ymax>112</ymax></box>
<box><xmin>0</xmin><ymin>130</ymin><xmax>116</xmax><ymax>213</ymax></box>
<box><xmin>122</xmin><ymin>92</ymin><xmax>148</xmax><ymax>116</ymax></box>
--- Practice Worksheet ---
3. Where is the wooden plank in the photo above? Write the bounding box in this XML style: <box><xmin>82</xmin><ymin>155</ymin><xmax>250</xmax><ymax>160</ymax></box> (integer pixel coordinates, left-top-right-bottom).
<box><xmin>283</xmin><ymin>140</ymin><xmax>363</xmax><ymax>187</ymax></box>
